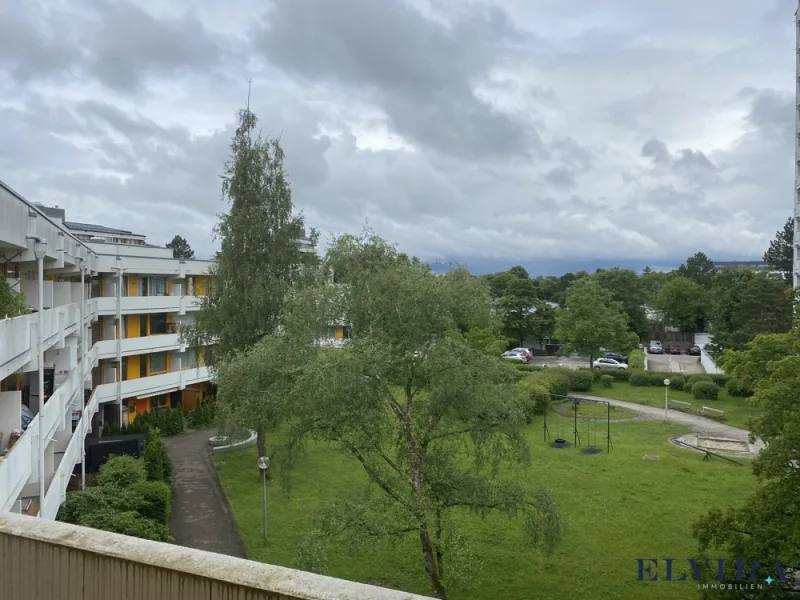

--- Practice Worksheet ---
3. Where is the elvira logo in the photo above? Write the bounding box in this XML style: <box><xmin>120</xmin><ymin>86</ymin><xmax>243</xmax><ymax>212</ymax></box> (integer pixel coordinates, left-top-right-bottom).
<box><xmin>637</xmin><ymin>559</ymin><xmax>788</xmax><ymax>589</ymax></box>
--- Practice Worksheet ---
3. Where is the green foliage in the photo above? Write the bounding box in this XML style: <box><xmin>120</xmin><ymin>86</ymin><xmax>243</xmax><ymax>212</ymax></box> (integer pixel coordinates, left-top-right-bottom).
<box><xmin>166</xmin><ymin>234</ymin><xmax>195</xmax><ymax>259</ymax></box>
<box><xmin>59</xmin><ymin>454</ymin><xmax>173</xmax><ymax>543</ymax></box>
<box><xmin>128</xmin><ymin>481</ymin><xmax>171</xmax><ymax>525</ymax></box>
<box><xmin>80</xmin><ymin>508</ymin><xmax>171</xmax><ymax>542</ymax></box>
<box><xmin>725</xmin><ymin>378</ymin><xmax>751</xmax><ymax>398</ymax></box>
<box><xmin>592</xmin><ymin>267</ymin><xmax>648</xmax><ymax>337</ymax></box>
<box><xmin>96</xmin><ymin>455</ymin><xmax>147</xmax><ymax>488</ymax></box>
<box><xmin>500</xmin><ymin>277</ymin><xmax>538</xmax><ymax>346</ymax></box>
<box><xmin>517</xmin><ymin>379</ymin><xmax>550</xmax><ymax>422</ymax></box>
<box><xmin>708</xmin><ymin>374</ymin><xmax>729</xmax><ymax>387</ymax></box>
<box><xmin>668</xmin><ymin>376</ymin><xmax>685</xmax><ymax>391</ymax></box>
<box><xmin>717</xmin><ymin>333</ymin><xmax>797</xmax><ymax>391</ymax></box>
<box><xmin>599</xmin><ymin>375</ymin><xmax>613</xmax><ymax>388</ymax></box>
<box><xmin>652</xmin><ymin>275</ymin><xmax>709</xmax><ymax>332</ymax></box>
<box><xmin>677</xmin><ymin>252</ymin><xmax>716</xmax><ymax>289</ymax></box>
<box><xmin>269</xmin><ymin>233</ymin><xmax>562</xmax><ymax>598</ymax></box>
<box><xmin>464</xmin><ymin>327</ymin><xmax>508</xmax><ymax>357</ymax></box>
<box><xmin>691</xmin><ymin>381</ymin><xmax>720</xmax><ymax>401</ymax></box>
<box><xmin>0</xmin><ymin>278</ymin><xmax>30</xmax><ymax>318</ymax></box>
<box><xmin>709</xmin><ymin>269</ymin><xmax>793</xmax><ymax>351</ymax></box>
<box><xmin>627</xmin><ymin>350</ymin><xmax>645</xmax><ymax>370</ymax></box>
<box><xmin>186</xmin><ymin>398</ymin><xmax>216</xmax><ymax>429</ymax></box>
<box><xmin>648</xmin><ymin>372</ymin><xmax>666</xmax><ymax>387</ymax></box>
<box><xmin>529</xmin><ymin>302</ymin><xmax>557</xmax><ymax>347</ymax></box>
<box><xmin>103</xmin><ymin>407</ymin><xmax>185</xmax><ymax>437</ymax></box>
<box><xmin>762</xmin><ymin>216</ymin><xmax>793</xmax><ymax>281</ymax></box>
<box><xmin>565</xmin><ymin>370</ymin><xmax>593</xmax><ymax>392</ymax></box>
<box><xmin>629</xmin><ymin>372</ymin><xmax>649</xmax><ymax>387</ymax></box>
<box><xmin>143</xmin><ymin>428</ymin><xmax>171</xmax><ymax>483</ymax></box>
<box><xmin>554</xmin><ymin>278</ymin><xmax>633</xmax><ymax>364</ymax></box>
<box><xmin>693</xmin><ymin>333</ymin><xmax>800</xmax><ymax>598</ymax></box>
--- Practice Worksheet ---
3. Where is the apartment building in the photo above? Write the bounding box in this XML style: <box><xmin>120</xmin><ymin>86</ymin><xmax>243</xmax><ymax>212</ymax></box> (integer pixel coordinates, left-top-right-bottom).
<box><xmin>0</xmin><ymin>180</ymin><xmax>212</xmax><ymax>520</ymax></box>
<box><xmin>796</xmin><ymin>3</ymin><xmax>800</xmax><ymax>288</ymax></box>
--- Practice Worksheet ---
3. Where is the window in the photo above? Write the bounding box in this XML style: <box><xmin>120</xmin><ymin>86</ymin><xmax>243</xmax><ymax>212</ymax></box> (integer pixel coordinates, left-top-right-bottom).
<box><xmin>140</xmin><ymin>315</ymin><xmax>148</xmax><ymax>337</ymax></box>
<box><xmin>140</xmin><ymin>356</ymin><xmax>147</xmax><ymax>378</ymax></box>
<box><xmin>150</xmin><ymin>313</ymin><xmax>167</xmax><ymax>335</ymax></box>
<box><xmin>139</xmin><ymin>277</ymin><xmax>167</xmax><ymax>296</ymax></box>
<box><xmin>154</xmin><ymin>395</ymin><xmax>169</xmax><ymax>409</ymax></box>
<box><xmin>121</xmin><ymin>358</ymin><xmax>128</xmax><ymax>381</ymax></box>
<box><xmin>149</xmin><ymin>352</ymin><xmax>167</xmax><ymax>374</ymax></box>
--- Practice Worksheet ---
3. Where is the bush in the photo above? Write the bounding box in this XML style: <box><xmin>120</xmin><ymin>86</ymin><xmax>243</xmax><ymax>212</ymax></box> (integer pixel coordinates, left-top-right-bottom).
<box><xmin>628</xmin><ymin>350</ymin><xmax>645</xmax><ymax>370</ymax></box>
<box><xmin>648</xmin><ymin>372</ymin><xmax>667</xmax><ymax>386</ymax></box>
<box><xmin>630</xmin><ymin>372</ymin><xmax>649</xmax><ymax>387</ymax></box>
<box><xmin>129</xmin><ymin>481</ymin><xmax>171</xmax><ymax>525</ymax></box>
<box><xmin>79</xmin><ymin>509</ymin><xmax>172</xmax><ymax>542</ymax></box>
<box><xmin>599</xmin><ymin>375</ymin><xmax>613</xmax><ymax>388</ymax></box>
<box><xmin>514</xmin><ymin>364</ymin><xmax>545</xmax><ymax>373</ymax></box>
<box><xmin>103</xmin><ymin>407</ymin><xmax>185</xmax><ymax>438</ymax></box>
<box><xmin>186</xmin><ymin>399</ymin><xmax>216</xmax><ymax>429</ymax></box>
<box><xmin>692</xmin><ymin>381</ymin><xmax>720</xmax><ymax>401</ymax></box>
<box><xmin>668</xmin><ymin>376</ymin><xmax>685</xmax><ymax>391</ymax></box>
<box><xmin>684</xmin><ymin>374</ymin><xmax>712</xmax><ymax>393</ymax></box>
<box><xmin>96</xmin><ymin>455</ymin><xmax>147</xmax><ymax>488</ymax></box>
<box><xmin>566</xmin><ymin>370</ymin><xmax>594</xmax><ymax>392</ymax></box>
<box><xmin>143</xmin><ymin>428</ymin><xmax>172</xmax><ymax>483</ymax></box>
<box><xmin>517</xmin><ymin>379</ymin><xmax>550</xmax><ymax>422</ymax></box>
<box><xmin>709</xmin><ymin>374</ymin><xmax>730</xmax><ymax>387</ymax></box>
<box><xmin>608</xmin><ymin>369</ymin><xmax>631</xmax><ymax>382</ymax></box>
<box><xmin>726</xmin><ymin>378</ymin><xmax>751</xmax><ymax>398</ymax></box>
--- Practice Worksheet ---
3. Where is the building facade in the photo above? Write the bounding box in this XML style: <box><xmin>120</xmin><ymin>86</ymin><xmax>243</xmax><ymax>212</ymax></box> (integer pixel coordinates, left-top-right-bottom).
<box><xmin>796</xmin><ymin>3</ymin><xmax>800</xmax><ymax>288</ymax></box>
<box><xmin>0</xmin><ymin>180</ymin><xmax>213</xmax><ymax>520</ymax></box>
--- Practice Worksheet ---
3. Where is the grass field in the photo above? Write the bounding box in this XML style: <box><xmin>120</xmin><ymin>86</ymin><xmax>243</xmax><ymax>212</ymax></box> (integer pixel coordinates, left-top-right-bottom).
<box><xmin>554</xmin><ymin>399</ymin><xmax>638</xmax><ymax>420</ymax></box>
<box><xmin>214</xmin><ymin>414</ymin><xmax>757</xmax><ymax>600</ymax></box>
<box><xmin>586</xmin><ymin>382</ymin><xmax>762</xmax><ymax>430</ymax></box>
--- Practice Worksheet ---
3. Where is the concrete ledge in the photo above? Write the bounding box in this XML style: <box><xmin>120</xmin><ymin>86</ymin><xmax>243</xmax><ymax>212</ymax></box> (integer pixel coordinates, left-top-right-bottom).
<box><xmin>209</xmin><ymin>430</ymin><xmax>258</xmax><ymax>454</ymax></box>
<box><xmin>0</xmin><ymin>512</ymin><xmax>434</xmax><ymax>600</ymax></box>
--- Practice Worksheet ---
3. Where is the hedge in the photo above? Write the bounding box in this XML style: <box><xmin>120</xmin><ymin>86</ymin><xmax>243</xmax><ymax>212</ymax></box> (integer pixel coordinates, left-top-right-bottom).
<box><xmin>143</xmin><ymin>428</ymin><xmax>172</xmax><ymax>484</ymax></box>
<box><xmin>599</xmin><ymin>375</ymin><xmax>613</xmax><ymax>388</ymax></box>
<box><xmin>566</xmin><ymin>370</ymin><xmax>594</xmax><ymax>392</ymax></box>
<box><xmin>186</xmin><ymin>398</ymin><xmax>215</xmax><ymax>429</ymax></box>
<box><xmin>129</xmin><ymin>481</ymin><xmax>171</xmax><ymax>525</ymax></box>
<box><xmin>630</xmin><ymin>372</ymin><xmax>649</xmax><ymax>387</ymax></box>
<box><xmin>668</xmin><ymin>376</ymin><xmax>685</xmax><ymax>391</ymax></box>
<box><xmin>726</xmin><ymin>378</ymin><xmax>751</xmax><ymax>398</ymax></box>
<box><xmin>692</xmin><ymin>381</ymin><xmax>720</xmax><ymax>401</ymax></box>
<box><xmin>103</xmin><ymin>407</ymin><xmax>185</xmax><ymax>438</ymax></box>
<box><xmin>684</xmin><ymin>374</ymin><xmax>713</xmax><ymax>393</ymax></box>
<box><xmin>709</xmin><ymin>374</ymin><xmax>730</xmax><ymax>387</ymax></box>
<box><xmin>628</xmin><ymin>350</ymin><xmax>645</xmax><ymax>370</ymax></box>
<box><xmin>96</xmin><ymin>455</ymin><xmax>147</xmax><ymax>488</ymax></box>
<box><xmin>79</xmin><ymin>508</ymin><xmax>171</xmax><ymax>543</ymax></box>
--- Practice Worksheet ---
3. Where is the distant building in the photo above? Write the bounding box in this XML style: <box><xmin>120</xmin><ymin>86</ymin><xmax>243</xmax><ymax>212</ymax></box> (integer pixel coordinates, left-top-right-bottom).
<box><xmin>712</xmin><ymin>260</ymin><xmax>769</xmax><ymax>272</ymax></box>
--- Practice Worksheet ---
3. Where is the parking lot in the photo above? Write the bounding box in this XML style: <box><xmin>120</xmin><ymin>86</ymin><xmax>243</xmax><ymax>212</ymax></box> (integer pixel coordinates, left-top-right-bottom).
<box><xmin>646</xmin><ymin>353</ymin><xmax>704</xmax><ymax>374</ymax></box>
<box><xmin>529</xmin><ymin>353</ymin><xmax>591</xmax><ymax>370</ymax></box>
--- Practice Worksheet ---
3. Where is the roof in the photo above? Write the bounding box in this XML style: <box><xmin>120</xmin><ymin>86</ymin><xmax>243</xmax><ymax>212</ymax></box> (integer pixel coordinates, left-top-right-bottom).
<box><xmin>65</xmin><ymin>221</ymin><xmax>145</xmax><ymax>237</ymax></box>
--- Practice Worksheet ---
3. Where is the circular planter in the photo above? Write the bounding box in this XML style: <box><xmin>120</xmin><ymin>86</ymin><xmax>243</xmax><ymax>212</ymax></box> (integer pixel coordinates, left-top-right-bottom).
<box><xmin>208</xmin><ymin>430</ymin><xmax>257</xmax><ymax>454</ymax></box>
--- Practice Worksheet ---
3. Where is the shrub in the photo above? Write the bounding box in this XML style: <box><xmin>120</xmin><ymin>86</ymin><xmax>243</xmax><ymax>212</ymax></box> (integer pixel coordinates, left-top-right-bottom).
<box><xmin>143</xmin><ymin>428</ymin><xmax>172</xmax><ymax>483</ymax></box>
<box><xmin>686</xmin><ymin>374</ymin><xmax>713</xmax><ymax>386</ymax></box>
<box><xmin>517</xmin><ymin>379</ymin><xmax>550</xmax><ymax>422</ymax></box>
<box><xmin>630</xmin><ymin>372</ymin><xmax>649</xmax><ymax>387</ymax></box>
<box><xmin>649</xmin><ymin>372</ymin><xmax>667</xmax><ymax>387</ymax></box>
<box><xmin>599</xmin><ymin>375</ymin><xmax>613</xmax><ymax>388</ymax></box>
<box><xmin>668</xmin><ymin>376</ymin><xmax>685</xmax><ymax>391</ymax></box>
<box><xmin>709</xmin><ymin>374</ymin><xmax>730</xmax><ymax>387</ymax></box>
<box><xmin>628</xmin><ymin>350</ymin><xmax>645</xmax><ymax>370</ymax></box>
<box><xmin>608</xmin><ymin>369</ymin><xmax>630</xmax><ymax>382</ymax></box>
<box><xmin>79</xmin><ymin>509</ymin><xmax>172</xmax><ymax>543</ymax></box>
<box><xmin>692</xmin><ymin>381</ymin><xmax>720</xmax><ymax>401</ymax></box>
<box><xmin>186</xmin><ymin>399</ymin><xmax>216</xmax><ymax>429</ymax></box>
<box><xmin>566</xmin><ymin>370</ymin><xmax>594</xmax><ymax>392</ymax></box>
<box><xmin>103</xmin><ymin>408</ymin><xmax>185</xmax><ymax>438</ymax></box>
<box><xmin>514</xmin><ymin>364</ymin><xmax>545</xmax><ymax>373</ymax></box>
<box><xmin>96</xmin><ymin>455</ymin><xmax>147</xmax><ymax>488</ymax></box>
<box><xmin>129</xmin><ymin>481</ymin><xmax>171</xmax><ymax>525</ymax></box>
<box><xmin>726</xmin><ymin>378</ymin><xmax>751</xmax><ymax>398</ymax></box>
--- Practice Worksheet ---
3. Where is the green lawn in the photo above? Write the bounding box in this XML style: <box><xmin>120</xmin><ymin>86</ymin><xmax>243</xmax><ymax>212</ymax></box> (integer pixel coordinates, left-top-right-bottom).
<box><xmin>214</xmin><ymin>415</ymin><xmax>758</xmax><ymax>600</ymax></box>
<box><xmin>587</xmin><ymin>381</ymin><xmax>762</xmax><ymax>430</ymax></box>
<box><xmin>554</xmin><ymin>399</ymin><xmax>637</xmax><ymax>420</ymax></box>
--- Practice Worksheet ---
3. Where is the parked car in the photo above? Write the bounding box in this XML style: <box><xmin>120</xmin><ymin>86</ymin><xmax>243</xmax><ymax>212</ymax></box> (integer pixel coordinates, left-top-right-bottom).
<box><xmin>502</xmin><ymin>350</ymin><xmax>531</xmax><ymax>363</ymax></box>
<box><xmin>667</xmin><ymin>345</ymin><xmax>681</xmax><ymax>355</ymax></box>
<box><xmin>593</xmin><ymin>357</ymin><xmax>628</xmax><ymax>370</ymax></box>
<box><xmin>603</xmin><ymin>352</ymin><xmax>628</xmax><ymax>364</ymax></box>
<box><xmin>510</xmin><ymin>348</ymin><xmax>533</xmax><ymax>360</ymax></box>
<box><xmin>648</xmin><ymin>341</ymin><xmax>664</xmax><ymax>354</ymax></box>
<box><xmin>687</xmin><ymin>345</ymin><xmax>701</xmax><ymax>356</ymax></box>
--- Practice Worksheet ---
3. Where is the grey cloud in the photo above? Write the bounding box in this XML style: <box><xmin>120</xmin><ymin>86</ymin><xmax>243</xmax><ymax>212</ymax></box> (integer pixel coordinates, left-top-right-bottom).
<box><xmin>641</xmin><ymin>139</ymin><xmax>670</xmax><ymax>164</ymax></box>
<box><xmin>544</xmin><ymin>167</ymin><xmax>576</xmax><ymax>189</ymax></box>
<box><xmin>252</xmin><ymin>0</ymin><xmax>542</xmax><ymax>160</ymax></box>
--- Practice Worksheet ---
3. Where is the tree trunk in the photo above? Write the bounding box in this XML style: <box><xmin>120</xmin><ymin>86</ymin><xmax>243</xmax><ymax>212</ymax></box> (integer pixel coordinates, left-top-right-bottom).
<box><xmin>256</xmin><ymin>427</ymin><xmax>266</xmax><ymax>458</ymax></box>
<box><xmin>589</xmin><ymin>354</ymin><xmax>593</xmax><ymax>369</ymax></box>
<box><xmin>419</xmin><ymin>526</ymin><xmax>447</xmax><ymax>599</ymax></box>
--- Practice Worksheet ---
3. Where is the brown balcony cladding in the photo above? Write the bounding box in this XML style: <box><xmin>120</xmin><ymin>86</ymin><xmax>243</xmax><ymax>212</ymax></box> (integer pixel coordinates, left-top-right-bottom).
<box><xmin>0</xmin><ymin>512</ymin><xmax>435</xmax><ymax>600</ymax></box>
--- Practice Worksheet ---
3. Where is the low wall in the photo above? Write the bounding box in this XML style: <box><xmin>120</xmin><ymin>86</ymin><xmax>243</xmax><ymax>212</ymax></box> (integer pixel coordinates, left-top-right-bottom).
<box><xmin>700</xmin><ymin>349</ymin><xmax>724</xmax><ymax>375</ymax></box>
<box><xmin>0</xmin><ymin>513</ymin><xmax>434</xmax><ymax>600</ymax></box>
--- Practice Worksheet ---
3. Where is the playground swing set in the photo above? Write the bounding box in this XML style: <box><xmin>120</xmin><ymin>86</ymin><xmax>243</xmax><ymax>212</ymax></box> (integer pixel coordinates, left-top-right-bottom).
<box><xmin>543</xmin><ymin>394</ymin><xmax>613</xmax><ymax>454</ymax></box>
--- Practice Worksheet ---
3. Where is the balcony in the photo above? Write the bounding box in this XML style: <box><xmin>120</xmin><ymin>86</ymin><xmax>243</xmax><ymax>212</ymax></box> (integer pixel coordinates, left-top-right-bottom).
<box><xmin>93</xmin><ymin>295</ymin><xmax>201</xmax><ymax>316</ymax></box>
<box><xmin>94</xmin><ymin>334</ymin><xmax>183</xmax><ymax>360</ymax></box>
<box><xmin>0</xmin><ymin>512</ymin><xmax>433</xmax><ymax>600</ymax></box>
<box><xmin>93</xmin><ymin>366</ymin><xmax>211</xmax><ymax>404</ymax></box>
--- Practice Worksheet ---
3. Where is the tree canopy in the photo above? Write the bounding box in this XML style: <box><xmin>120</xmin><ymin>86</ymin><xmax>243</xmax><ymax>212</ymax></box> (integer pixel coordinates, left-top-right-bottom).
<box><xmin>0</xmin><ymin>278</ymin><xmax>30</xmax><ymax>318</ymax></box>
<box><xmin>592</xmin><ymin>267</ymin><xmax>648</xmax><ymax>337</ymax></box>
<box><xmin>678</xmin><ymin>252</ymin><xmax>716</xmax><ymax>288</ymax></box>
<box><xmin>554</xmin><ymin>277</ymin><xmax>633</xmax><ymax>367</ymax></box>
<box><xmin>254</xmin><ymin>233</ymin><xmax>563</xmax><ymax>599</ymax></box>
<box><xmin>500</xmin><ymin>277</ymin><xmax>538</xmax><ymax>346</ymax></box>
<box><xmin>166</xmin><ymin>235</ymin><xmax>195</xmax><ymax>259</ymax></box>
<box><xmin>652</xmin><ymin>275</ymin><xmax>709</xmax><ymax>332</ymax></box>
<box><xmin>762</xmin><ymin>217</ymin><xmax>794</xmax><ymax>280</ymax></box>
<box><xmin>694</xmin><ymin>332</ymin><xmax>800</xmax><ymax>598</ymax></box>
<box><xmin>709</xmin><ymin>270</ymin><xmax>793</xmax><ymax>351</ymax></box>
<box><xmin>184</xmin><ymin>104</ymin><xmax>315</xmax><ymax>455</ymax></box>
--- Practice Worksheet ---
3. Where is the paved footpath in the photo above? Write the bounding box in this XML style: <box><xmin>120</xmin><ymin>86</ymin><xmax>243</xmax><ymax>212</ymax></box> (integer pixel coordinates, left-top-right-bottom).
<box><xmin>573</xmin><ymin>395</ymin><xmax>753</xmax><ymax>441</ymax></box>
<box><xmin>166</xmin><ymin>428</ymin><xmax>246</xmax><ymax>558</ymax></box>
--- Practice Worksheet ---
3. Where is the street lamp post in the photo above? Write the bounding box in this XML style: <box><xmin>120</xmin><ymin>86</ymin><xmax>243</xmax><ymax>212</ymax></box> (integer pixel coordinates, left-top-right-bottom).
<box><xmin>258</xmin><ymin>456</ymin><xmax>270</xmax><ymax>540</ymax></box>
<box><xmin>27</xmin><ymin>235</ymin><xmax>48</xmax><ymax>511</ymax></box>
<box><xmin>663</xmin><ymin>378</ymin><xmax>671</xmax><ymax>423</ymax></box>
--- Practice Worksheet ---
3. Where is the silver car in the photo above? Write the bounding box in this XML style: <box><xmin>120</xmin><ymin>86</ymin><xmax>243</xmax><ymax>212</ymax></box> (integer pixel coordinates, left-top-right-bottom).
<box><xmin>592</xmin><ymin>357</ymin><xmax>628</xmax><ymax>370</ymax></box>
<box><xmin>502</xmin><ymin>350</ymin><xmax>531</xmax><ymax>363</ymax></box>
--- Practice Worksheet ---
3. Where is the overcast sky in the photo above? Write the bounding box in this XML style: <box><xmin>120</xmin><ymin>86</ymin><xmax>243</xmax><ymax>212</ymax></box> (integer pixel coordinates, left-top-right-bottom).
<box><xmin>0</xmin><ymin>0</ymin><xmax>795</xmax><ymax>274</ymax></box>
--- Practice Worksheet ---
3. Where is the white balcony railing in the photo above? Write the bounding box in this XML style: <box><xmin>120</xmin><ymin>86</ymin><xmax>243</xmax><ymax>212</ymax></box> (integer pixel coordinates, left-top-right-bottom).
<box><xmin>0</xmin><ymin>417</ymin><xmax>35</xmax><ymax>512</ymax></box>
<box><xmin>94</xmin><ymin>334</ymin><xmax>183</xmax><ymax>360</ymax></box>
<box><xmin>91</xmin><ymin>366</ymin><xmax>211</xmax><ymax>405</ymax></box>
<box><xmin>94</xmin><ymin>295</ymin><xmax>202</xmax><ymax>316</ymax></box>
